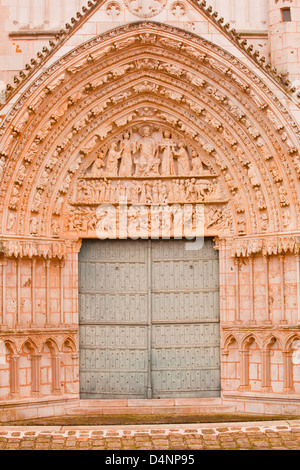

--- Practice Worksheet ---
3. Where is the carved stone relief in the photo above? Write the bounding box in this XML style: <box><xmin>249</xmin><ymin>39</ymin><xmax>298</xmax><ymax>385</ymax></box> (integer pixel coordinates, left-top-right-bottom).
<box><xmin>51</xmin><ymin>124</ymin><xmax>234</xmax><ymax>238</ymax></box>
<box><xmin>0</xmin><ymin>24</ymin><xmax>299</xmax><ymax>239</ymax></box>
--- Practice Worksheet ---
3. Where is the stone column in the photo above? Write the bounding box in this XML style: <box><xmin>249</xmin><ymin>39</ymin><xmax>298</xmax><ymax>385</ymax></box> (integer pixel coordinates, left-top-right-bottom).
<box><xmin>264</xmin><ymin>255</ymin><xmax>272</xmax><ymax>324</ymax></box>
<box><xmin>261</xmin><ymin>350</ymin><xmax>272</xmax><ymax>393</ymax></box>
<box><xmin>239</xmin><ymin>350</ymin><xmax>250</xmax><ymax>392</ymax></box>
<box><xmin>31</xmin><ymin>354</ymin><xmax>42</xmax><ymax>397</ymax></box>
<box><xmin>296</xmin><ymin>254</ymin><xmax>300</xmax><ymax>326</ymax></box>
<box><xmin>52</xmin><ymin>354</ymin><xmax>62</xmax><ymax>395</ymax></box>
<box><xmin>71</xmin><ymin>352</ymin><xmax>79</xmax><ymax>394</ymax></box>
<box><xmin>59</xmin><ymin>260</ymin><xmax>64</xmax><ymax>326</ymax></box>
<box><xmin>31</xmin><ymin>259</ymin><xmax>37</xmax><ymax>327</ymax></box>
<box><xmin>249</xmin><ymin>256</ymin><xmax>256</xmax><ymax>324</ymax></box>
<box><xmin>16</xmin><ymin>259</ymin><xmax>21</xmax><ymax>328</ymax></box>
<box><xmin>279</xmin><ymin>256</ymin><xmax>287</xmax><ymax>325</ymax></box>
<box><xmin>45</xmin><ymin>260</ymin><xmax>51</xmax><ymax>328</ymax></box>
<box><xmin>283</xmin><ymin>351</ymin><xmax>294</xmax><ymax>394</ymax></box>
<box><xmin>234</xmin><ymin>258</ymin><xmax>242</xmax><ymax>324</ymax></box>
<box><xmin>0</xmin><ymin>263</ymin><xmax>7</xmax><ymax>328</ymax></box>
<box><xmin>9</xmin><ymin>355</ymin><xmax>20</xmax><ymax>399</ymax></box>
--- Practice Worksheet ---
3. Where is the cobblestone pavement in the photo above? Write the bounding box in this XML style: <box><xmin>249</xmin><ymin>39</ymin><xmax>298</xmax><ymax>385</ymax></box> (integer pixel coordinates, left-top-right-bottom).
<box><xmin>0</xmin><ymin>420</ymin><xmax>300</xmax><ymax>450</ymax></box>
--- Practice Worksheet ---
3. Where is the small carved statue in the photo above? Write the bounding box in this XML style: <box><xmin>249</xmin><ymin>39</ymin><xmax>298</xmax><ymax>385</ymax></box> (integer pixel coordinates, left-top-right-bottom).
<box><xmin>119</xmin><ymin>132</ymin><xmax>135</xmax><ymax>177</ymax></box>
<box><xmin>174</xmin><ymin>141</ymin><xmax>191</xmax><ymax>176</ymax></box>
<box><xmin>105</xmin><ymin>142</ymin><xmax>121</xmax><ymax>176</ymax></box>
<box><xmin>90</xmin><ymin>151</ymin><xmax>105</xmax><ymax>177</ymax></box>
<box><xmin>159</xmin><ymin>129</ymin><xmax>176</xmax><ymax>176</ymax></box>
<box><xmin>191</xmin><ymin>150</ymin><xmax>203</xmax><ymax>175</ymax></box>
<box><xmin>135</xmin><ymin>126</ymin><xmax>158</xmax><ymax>177</ymax></box>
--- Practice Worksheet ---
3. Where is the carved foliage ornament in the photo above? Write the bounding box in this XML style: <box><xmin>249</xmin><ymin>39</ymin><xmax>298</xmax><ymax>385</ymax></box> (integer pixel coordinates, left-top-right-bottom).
<box><xmin>231</xmin><ymin>236</ymin><xmax>300</xmax><ymax>258</ymax></box>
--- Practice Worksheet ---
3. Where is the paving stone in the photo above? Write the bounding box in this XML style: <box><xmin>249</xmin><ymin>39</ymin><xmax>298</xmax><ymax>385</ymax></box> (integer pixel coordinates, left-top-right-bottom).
<box><xmin>0</xmin><ymin>422</ymin><xmax>299</xmax><ymax>450</ymax></box>
<box><xmin>221</xmin><ymin>442</ymin><xmax>238</xmax><ymax>448</ymax></box>
<box><xmin>202</xmin><ymin>429</ymin><xmax>216</xmax><ymax>435</ymax></box>
<box><xmin>188</xmin><ymin>444</ymin><xmax>205</xmax><ymax>450</ymax></box>
<box><xmin>150</xmin><ymin>430</ymin><xmax>168</xmax><ymax>434</ymax></box>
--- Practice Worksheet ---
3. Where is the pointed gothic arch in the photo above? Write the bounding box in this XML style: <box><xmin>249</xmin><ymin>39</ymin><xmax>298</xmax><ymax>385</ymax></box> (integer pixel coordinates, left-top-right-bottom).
<box><xmin>0</xmin><ymin>22</ymin><xmax>298</xmax><ymax>248</ymax></box>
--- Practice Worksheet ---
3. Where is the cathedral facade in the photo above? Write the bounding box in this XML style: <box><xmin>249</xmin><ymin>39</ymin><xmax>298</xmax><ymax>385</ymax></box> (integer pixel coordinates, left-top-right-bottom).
<box><xmin>0</xmin><ymin>0</ymin><xmax>300</xmax><ymax>421</ymax></box>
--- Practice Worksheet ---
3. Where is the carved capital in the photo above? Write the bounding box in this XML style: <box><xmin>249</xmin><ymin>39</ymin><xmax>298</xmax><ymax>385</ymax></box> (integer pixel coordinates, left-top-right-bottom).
<box><xmin>232</xmin><ymin>235</ymin><xmax>300</xmax><ymax>258</ymax></box>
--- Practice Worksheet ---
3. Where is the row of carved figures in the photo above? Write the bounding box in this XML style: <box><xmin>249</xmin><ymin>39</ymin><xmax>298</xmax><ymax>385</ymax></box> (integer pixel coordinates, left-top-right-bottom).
<box><xmin>65</xmin><ymin>204</ymin><xmax>232</xmax><ymax>235</ymax></box>
<box><xmin>87</xmin><ymin>129</ymin><xmax>206</xmax><ymax>178</ymax></box>
<box><xmin>72</xmin><ymin>177</ymin><xmax>224</xmax><ymax>205</ymax></box>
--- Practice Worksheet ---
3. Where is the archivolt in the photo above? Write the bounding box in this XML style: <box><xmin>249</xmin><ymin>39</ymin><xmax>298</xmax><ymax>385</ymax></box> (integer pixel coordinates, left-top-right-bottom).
<box><xmin>0</xmin><ymin>22</ymin><xmax>299</xmax><ymax>240</ymax></box>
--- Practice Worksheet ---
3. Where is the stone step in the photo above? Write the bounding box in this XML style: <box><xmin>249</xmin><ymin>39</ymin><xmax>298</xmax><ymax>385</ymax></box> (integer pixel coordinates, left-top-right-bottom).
<box><xmin>67</xmin><ymin>398</ymin><xmax>236</xmax><ymax>415</ymax></box>
<box><xmin>77</xmin><ymin>397</ymin><xmax>223</xmax><ymax>407</ymax></box>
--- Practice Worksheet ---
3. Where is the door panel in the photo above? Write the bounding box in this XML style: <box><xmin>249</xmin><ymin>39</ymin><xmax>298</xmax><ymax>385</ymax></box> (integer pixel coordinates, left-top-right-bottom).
<box><xmin>79</xmin><ymin>239</ymin><xmax>220</xmax><ymax>399</ymax></box>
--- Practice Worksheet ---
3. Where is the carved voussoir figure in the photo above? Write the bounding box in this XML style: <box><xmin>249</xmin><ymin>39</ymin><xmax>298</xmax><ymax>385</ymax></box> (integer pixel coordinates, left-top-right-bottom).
<box><xmin>53</xmin><ymin>195</ymin><xmax>65</xmax><ymax>216</ymax></box>
<box><xmin>31</xmin><ymin>189</ymin><xmax>44</xmax><ymax>213</ymax></box>
<box><xmin>0</xmin><ymin>155</ymin><xmax>7</xmax><ymax>181</ymax></box>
